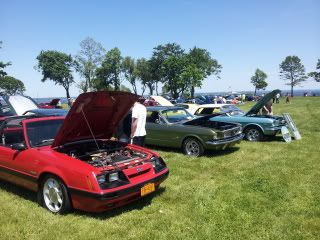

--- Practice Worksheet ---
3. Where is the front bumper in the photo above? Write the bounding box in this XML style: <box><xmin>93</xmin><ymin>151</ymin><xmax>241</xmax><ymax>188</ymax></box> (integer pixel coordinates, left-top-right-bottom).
<box><xmin>205</xmin><ymin>133</ymin><xmax>244</xmax><ymax>150</ymax></box>
<box><xmin>69</xmin><ymin>169</ymin><xmax>169</xmax><ymax>212</ymax></box>
<box><xmin>263</xmin><ymin>125</ymin><xmax>285</xmax><ymax>136</ymax></box>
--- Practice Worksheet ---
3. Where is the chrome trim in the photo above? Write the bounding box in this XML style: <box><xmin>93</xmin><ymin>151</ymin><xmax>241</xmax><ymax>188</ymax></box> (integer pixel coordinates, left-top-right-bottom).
<box><xmin>205</xmin><ymin>134</ymin><xmax>244</xmax><ymax>145</ymax></box>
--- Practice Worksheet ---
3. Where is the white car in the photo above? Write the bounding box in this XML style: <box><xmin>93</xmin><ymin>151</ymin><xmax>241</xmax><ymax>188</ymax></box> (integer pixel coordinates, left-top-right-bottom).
<box><xmin>192</xmin><ymin>104</ymin><xmax>244</xmax><ymax>116</ymax></box>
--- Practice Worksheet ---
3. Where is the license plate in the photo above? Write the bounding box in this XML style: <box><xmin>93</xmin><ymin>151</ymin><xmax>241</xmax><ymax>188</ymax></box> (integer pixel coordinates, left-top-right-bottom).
<box><xmin>141</xmin><ymin>183</ymin><xmax>155</xmax><ymax>197</ymax></box>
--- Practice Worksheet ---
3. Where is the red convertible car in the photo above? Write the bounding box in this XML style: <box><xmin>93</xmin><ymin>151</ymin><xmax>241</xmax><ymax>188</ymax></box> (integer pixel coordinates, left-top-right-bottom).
<box><xmin>0</xmin><ymin>91</ymin><xmax>169</xmax><ymax>213</ymax></box>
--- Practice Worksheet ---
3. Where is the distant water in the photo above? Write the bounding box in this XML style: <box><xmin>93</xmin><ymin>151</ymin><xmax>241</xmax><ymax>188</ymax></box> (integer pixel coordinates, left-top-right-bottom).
<box><xmin>34</xmin><ymin>97</ymin><xmax>75</xmax><ymax>104</ymax></box>
<box><xmin>34</xmin><ymin>89</ymin><xmax>320</xmax><ymax>104</ymax></box>
<box><xmin>195</xmin><ymin>89</ymin><xmax>320</xmax><ymax>97</ymax></box>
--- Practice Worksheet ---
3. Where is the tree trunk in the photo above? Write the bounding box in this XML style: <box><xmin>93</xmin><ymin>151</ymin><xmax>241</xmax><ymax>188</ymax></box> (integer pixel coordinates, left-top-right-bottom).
<box><xmin>290</xmin><ymin>73</ymin><xmax>294</xmax><ymax>97</ymax></box>
<box><xmin>65</xmin><ymin>87</ymin><xmax>72</xmax><ymax>107</ymax></box>
<box><xmin>148</xmin><ymin>84</ymin><xmax>153</xmax><ymax>95</ymax></box>
<box><xmin>141</xmin><ymin>85</ymin><xmax>146</xmax><ymax>96</ymax></box>
<box><xmin>132</xmin><ymin>83</ymin><xmax>137</xmax><ymax>94</ymax></box>
<box><xmin>155</xmin><ymin>82</ymin><xmax>159</xmax><ymax>95</ymax></box>
<box><xmin>191</xmin><ymin>86</ymin><xmax>195</xmax><ymax>98</ymax></box>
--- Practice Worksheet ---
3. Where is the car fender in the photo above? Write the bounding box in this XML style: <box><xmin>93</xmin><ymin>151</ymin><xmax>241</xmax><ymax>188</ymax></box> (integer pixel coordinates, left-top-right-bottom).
<box><xmin>37</xmin><ymin>167</ymin><xmax>70</xmax><ymax>187</ymax></box>
<box><xmin>181</xmin><ymin>134</ymin><xmax>205</xmax><ymax>147</ymax></box>
<box><xmin>242</xmin><ymin>123</ymin><xmax>264</xmax><ymax>133</ymax></box>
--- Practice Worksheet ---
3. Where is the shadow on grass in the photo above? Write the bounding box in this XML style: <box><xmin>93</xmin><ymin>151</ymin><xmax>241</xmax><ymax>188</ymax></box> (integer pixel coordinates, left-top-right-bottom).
<box><xmin>0</xmin><ymin>179</ymin><xmax>37</xmax><ymax>202</ymax></box>
<box><xmin>147</xmin><ymin>144</ymin><xmax>241</xmax><ymax>157</ymax></box>
<box><xmin>263</xmin><ymin>135</ymin><xmax>286</xmax><ymax>142</ymax></box>
<box><xmin>0</xmin><ymin>178</ymin><xmax>166</xmax><ymax>218</ymax></box>
<box><xmin>74</xmin><ymin>187</ymin><xmax>166</xmax><ymax>220</ymax></box>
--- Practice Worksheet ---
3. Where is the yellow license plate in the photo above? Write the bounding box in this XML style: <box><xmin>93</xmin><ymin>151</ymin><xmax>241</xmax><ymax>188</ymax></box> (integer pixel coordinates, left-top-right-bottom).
<box><xmin>141</xmin><ymin>183</ymin><xmax>155</xmax><ymax>197</ymax></box>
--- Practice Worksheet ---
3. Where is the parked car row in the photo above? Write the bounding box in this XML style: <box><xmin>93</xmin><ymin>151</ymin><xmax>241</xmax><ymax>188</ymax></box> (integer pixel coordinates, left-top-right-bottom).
<box><xmin>0</xmin><ymin>89</ymin><xmax>295</xmax><ymax>214</ymax></box>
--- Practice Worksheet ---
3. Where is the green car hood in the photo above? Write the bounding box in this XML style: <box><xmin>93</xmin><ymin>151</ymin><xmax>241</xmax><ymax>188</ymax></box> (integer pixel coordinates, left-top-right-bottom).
<box><xmin>245</xmin><ymin>89</ymin><xmax>281</xmax><ymax>116</ymax></box>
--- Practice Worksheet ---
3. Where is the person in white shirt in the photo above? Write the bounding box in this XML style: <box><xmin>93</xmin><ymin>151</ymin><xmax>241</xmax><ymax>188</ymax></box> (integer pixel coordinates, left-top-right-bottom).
<box><xmin>130</xmin><ymin>99</ymin><xmax>147</xmax><ymax>146</ymax></box>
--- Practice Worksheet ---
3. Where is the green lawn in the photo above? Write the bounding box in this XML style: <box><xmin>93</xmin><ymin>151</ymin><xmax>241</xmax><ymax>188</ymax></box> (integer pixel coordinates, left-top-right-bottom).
<box><xmin>0</xmin><ymin>97</ymin><xmax>319</xmax><ymax>240</ymax></box>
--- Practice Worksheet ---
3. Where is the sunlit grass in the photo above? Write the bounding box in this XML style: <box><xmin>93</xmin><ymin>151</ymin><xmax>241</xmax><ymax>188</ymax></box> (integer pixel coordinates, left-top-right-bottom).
<box><xmin>0</xmin><ymin>96</ymin><xmax>319</xmax><ymax>239</ymax></box>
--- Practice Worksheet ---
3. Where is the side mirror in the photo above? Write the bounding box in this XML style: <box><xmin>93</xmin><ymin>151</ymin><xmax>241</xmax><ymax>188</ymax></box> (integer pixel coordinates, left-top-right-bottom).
<box><xmin>11</xmin><ymin>143</ymin><xmax>27</xmax><ymax>151</ymax></box>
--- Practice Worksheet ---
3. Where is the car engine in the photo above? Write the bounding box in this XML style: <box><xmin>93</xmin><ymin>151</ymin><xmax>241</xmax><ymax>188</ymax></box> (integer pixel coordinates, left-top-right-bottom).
<box><xmin>85</xmin><ymin>148</ymin><xmax>147</xmax><ymax>168</ymax></box>
<box><xmin>57</xmin><ymin>140</ymin><xmax>148</xmax><ymax>168</ymax></box>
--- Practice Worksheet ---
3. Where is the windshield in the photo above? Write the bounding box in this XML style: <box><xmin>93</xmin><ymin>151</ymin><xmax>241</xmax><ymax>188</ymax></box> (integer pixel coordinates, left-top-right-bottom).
<box><xmin>161</xmin><ymin>109</ymin><xmax>194</xmax><ymax>123</ymax></box>
<box><xmin>220</xmin><ymin>105</ymin><xmax>244</xmax><ymax>115</ymax></box>
<box><xmin>26</xmin><ymin>119</ymin><xmax>63</xmax><ymax>147</ymax></box>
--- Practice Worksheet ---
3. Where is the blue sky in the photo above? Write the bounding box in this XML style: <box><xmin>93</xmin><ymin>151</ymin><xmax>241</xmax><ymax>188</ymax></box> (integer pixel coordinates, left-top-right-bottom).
<box><xmin>1</xmin><ymin>0</ymin><xmax>319</xmax><ymax>97</ymax></box>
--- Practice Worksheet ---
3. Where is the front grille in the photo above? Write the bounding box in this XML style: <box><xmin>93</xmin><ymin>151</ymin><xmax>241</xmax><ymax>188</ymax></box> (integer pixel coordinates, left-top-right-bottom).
<box><xmin>127</xmin><ymin>169</ymin><xmax>150</xmax><ymax>179</ymax></box>
<box><xmin>223</xmin><ymin>127</ymin><xmax>241</xmax><ymax>138</ymax></box>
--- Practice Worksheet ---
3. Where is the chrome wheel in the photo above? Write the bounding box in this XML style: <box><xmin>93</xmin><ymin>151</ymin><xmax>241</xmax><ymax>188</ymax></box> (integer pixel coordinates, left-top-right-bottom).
<box><xmin>43</xmin><ymin>178</ymin><xmax>64</xmax><ymax>213</ymax></box>
<box><xmin>183</xmin><ymin>138</ymin><xmax>203</xmax><ymax>157</ymax></box>
<box><xmin>245</xmin><ymin>128</ymin><xmax>262</xmax><ymax>141</ymax></box>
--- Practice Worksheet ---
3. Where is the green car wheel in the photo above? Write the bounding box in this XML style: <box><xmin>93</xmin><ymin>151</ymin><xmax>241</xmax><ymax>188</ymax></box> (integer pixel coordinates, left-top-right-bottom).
<box><xmin>182</xmin><ymin>138</ymin><xmax>204</xmax><ymax>157</ymax></box>
<box><xmin>244</xmin><ymin>126</ymin><xmax>263</xmax><ymax>141</ymax></box>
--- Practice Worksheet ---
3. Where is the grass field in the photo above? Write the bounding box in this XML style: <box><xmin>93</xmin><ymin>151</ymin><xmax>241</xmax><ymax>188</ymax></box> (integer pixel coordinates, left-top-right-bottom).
<box><xmin>0</xmin><ymin>97</ymin><xmax>319</xmax><ymax>240</ymax></box>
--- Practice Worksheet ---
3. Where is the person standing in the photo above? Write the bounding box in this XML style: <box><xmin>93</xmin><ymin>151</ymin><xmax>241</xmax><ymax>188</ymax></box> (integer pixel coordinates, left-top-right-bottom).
<box><xmin>275</xmin><ymin>93</ymin><xmax>280</xmax><ymax>104</ymax></box>
<box><xmin>285</xmin><ymin>93</ymin><xmax>291</xmax><ymax>104</ymax></box>
<box><xmin>130</xmin><ymin>99</ymin><xmax>147</xmax><ymax>146</ymax></box>
<box><xmin>262</xmin><ymin>100</ymin><xmax>273</xmax><ymax>115</ymax></box>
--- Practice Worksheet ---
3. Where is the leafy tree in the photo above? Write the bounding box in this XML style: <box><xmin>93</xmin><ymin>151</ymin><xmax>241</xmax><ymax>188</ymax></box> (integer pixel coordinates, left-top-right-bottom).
<box><xmin>122</xmin><ymin>56</ymin><xmax>138</xmax><ymax>94</ymax></box>
<box><xmin>251</xmin><ymin>69</ymin><xmax>268</xmax><ymax>95</ymax></box>
<box><xmin>183</xmin><ymin>47</ymin><xmax>221</xmax><ymax>98</ymax></box>
<box><xmin>136</xmin><ymin>58</ymin><xmax>152</xmax><ymax>95</ymax></box>
<box><xmin>150</xmin><ymin>43</ymin><xmax>186</xmax><ymax>98</ymax></box>
<box><xmin>95</xmin><ymin>48</ymin><xmax>122</xmax><ymax>91</ymax></box>
<box><xmin>0</xmin><ymin>76</ymin><xmax>26</xmax><ymax>95</ymax></box>
<box><xmin>309</xmin><ymin>59</ymin><xmax>320</xmax><ymax>82</ymax></box>
<box><xmin>75</xmin><ymin>37</ymin><xmax>105</xmax><ymax>92</ymax></box>
<box><xmin>279</xmin><ymin>56</ymin><xmax>307</xmax><ymax>97</ymax></box>
<box><xmin>36</xmin><ymin>50</ymin><xmax>76</xmax><ymax>99</ymax></box>
<box><xmin>0</xmin><ymin>41</ymin><xmax>11</xmax><ymax>78</ymax></box>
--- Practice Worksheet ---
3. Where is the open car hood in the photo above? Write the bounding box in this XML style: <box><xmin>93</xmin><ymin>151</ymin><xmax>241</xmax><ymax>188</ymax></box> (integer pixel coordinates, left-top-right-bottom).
<box><xmin>245</xmin><ymin>89</ymin><xmax>281</xmax><ymax>116</ymax></box>
<box><xmin>52</xmin><ymin>91</ymin><xmax>139</xmax><ymax>147</ymax></box>
<box><xmin>7</xmin><ymin>95</ymin><xmax>39</xmax><ymax>115</ymax></box>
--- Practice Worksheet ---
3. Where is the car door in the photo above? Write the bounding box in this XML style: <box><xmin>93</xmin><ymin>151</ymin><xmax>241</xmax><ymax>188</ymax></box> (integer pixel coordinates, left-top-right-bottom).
<box><xmin>0</xmin><ymin>120</ymin><xmax>38</xmax><ymax>190</ymax></box>
<box><xmin>146</xmin><ymin>111</ymin><xmax>179</xmax><ymax>147</ymax></box>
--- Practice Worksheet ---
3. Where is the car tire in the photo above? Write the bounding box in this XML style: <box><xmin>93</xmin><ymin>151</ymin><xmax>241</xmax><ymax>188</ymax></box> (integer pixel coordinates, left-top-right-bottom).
<box><xmin>244</xmin><ymin>126</ymin><xmax>263</xmax><ymax>141</ymax></box>
<box><xmin>38</xmin><ymin>175</ymin><xmax>71</xmax><ymax>214</ymax></box>
<box><xmin>182</xmin><ymin>137</ymin><xmax>204</xmax><ymax>157</ymax></box>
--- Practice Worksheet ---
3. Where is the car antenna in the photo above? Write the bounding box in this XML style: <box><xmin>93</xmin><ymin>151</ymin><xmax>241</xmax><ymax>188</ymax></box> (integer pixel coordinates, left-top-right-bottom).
<box><xmin>80</xmin><ymin>108</ymin><xmax>100</xmax><ymax>150</ymax></box>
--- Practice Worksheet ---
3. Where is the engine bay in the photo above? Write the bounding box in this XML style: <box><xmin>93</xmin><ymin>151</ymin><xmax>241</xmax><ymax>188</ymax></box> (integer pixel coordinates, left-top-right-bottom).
<box><xmin>57</xmin><ymin>140</ymin><xmax>147</xmax><ymax>168</ymax></box>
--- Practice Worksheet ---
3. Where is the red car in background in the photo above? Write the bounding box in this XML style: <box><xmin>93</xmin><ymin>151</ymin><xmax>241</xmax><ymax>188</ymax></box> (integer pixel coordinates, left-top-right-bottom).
<box><xmin>38</xmin><ymin>98</ymin><xmax>62</xmax><ymax>108</ymax></box>
<box><xmin>0</xmin><ymin>91</ymin><xmax>169</xmax><ymax>213</ymax></box>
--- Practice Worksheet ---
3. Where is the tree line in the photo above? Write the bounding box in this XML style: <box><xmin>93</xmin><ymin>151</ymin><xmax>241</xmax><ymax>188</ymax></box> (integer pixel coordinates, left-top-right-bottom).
<box><xmin>1</xmin><ymin>38</ymin><xmax>319</xmax><ymax>98</ymax></box>
<box><xmin>35</xmin><ymin>38</ymin><xmax>221</xmax><ymax>99</ymax></box>
<box><xmin>251</xmin><ymin>56</ymin><xmax>320</xmax><ymax>97</ymax></box>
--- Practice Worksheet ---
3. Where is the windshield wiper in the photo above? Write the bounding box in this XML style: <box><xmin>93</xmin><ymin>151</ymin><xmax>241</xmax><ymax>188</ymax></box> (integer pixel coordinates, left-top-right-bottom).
<box><xmin>34</xmin><ymin>139</ymin><xmax>55</xmax><ymax>147</ymax></box>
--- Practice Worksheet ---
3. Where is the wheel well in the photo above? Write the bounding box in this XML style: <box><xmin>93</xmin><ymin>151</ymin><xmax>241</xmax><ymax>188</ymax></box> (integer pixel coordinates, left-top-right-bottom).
<box><xmin>243</xmin><ymin>124</ymin><xmax>264</xmax><ymax>133</ymax></box>
<box><xmin>181</xmin><ymin>135</ymin><xmax>203</xmax><ymax>148</ymax></box>
<box><xmin>38</xmin><ymin>172</ymin><xmax>67</xmax><ymax>188</ymax></box>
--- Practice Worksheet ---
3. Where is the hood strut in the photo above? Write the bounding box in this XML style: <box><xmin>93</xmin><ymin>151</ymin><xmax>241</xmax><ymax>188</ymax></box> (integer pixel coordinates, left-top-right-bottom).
<box><xmin>81</xmin><ymin>108</ymin><xmax>100</xmax><ymax>150</ymax></box>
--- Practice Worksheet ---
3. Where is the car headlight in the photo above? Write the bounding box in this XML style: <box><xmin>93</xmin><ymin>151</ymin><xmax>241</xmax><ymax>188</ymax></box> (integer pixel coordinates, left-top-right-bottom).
<box><xmin>96</xmin><ymin>171</ymin><xmax>129</xmax><ymax>190</ymax></box>
<box><xmin>96</xmin><ymin>174</ymin><xmax>106</xmax><ymax>185</ymax></box>
<box><xmin>151</xmin><ymin>156</ymin><xmax>166</xmax><ymax>173</ymax></box>
<box><xmin>109</xmin><ymin>172</ymin><xmax>119</xmax><ymax>182</ymax></box>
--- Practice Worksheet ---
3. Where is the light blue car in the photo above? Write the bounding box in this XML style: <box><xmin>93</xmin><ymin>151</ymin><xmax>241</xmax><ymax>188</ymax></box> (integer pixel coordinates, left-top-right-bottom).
<box><xmin>209</xmin><ymin>89</ymin><xmax>287</xmax><ymax>141</ymax></box>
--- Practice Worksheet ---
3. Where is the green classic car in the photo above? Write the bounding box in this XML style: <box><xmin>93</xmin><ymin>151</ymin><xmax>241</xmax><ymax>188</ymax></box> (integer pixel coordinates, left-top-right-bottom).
<box><xmin>210</xmin><ymin>89</ymin><xmax>288</xmax><ymax>141</ymax></box>
<box><xmin>145</xmin><ymin>106</ymin><xmax>244</xmax><ymax>157</ymax></box>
